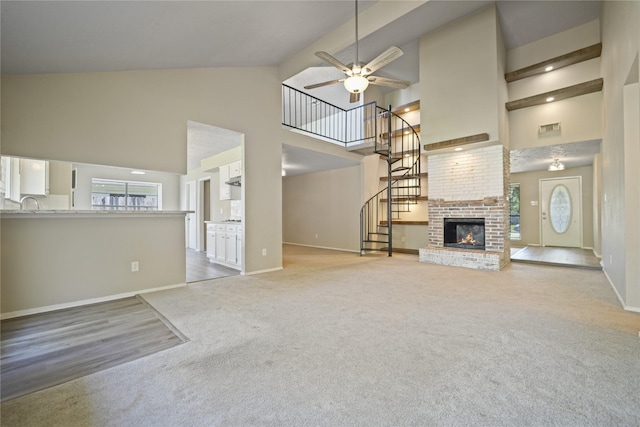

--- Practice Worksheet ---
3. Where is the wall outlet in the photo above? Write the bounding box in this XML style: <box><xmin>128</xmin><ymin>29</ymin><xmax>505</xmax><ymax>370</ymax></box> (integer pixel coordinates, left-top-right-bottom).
<box><xmin>610</xmin><ymin>255</ymin><xmax>613</xmax><ymax>264</ymax></box>
<box><xmin>131</xmin><ymin>261</ymin><xmax>139</xmax><ymax>272</ymax></box>
<box><xmin>262</xmin><ymin>248</ymin><xmax>267</xmax><ymax>256</ymax></box>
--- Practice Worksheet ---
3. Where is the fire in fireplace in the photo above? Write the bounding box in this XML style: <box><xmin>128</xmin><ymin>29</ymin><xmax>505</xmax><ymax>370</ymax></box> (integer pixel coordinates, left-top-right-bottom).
<box><xmin>444</xmin><ymin>218</ymin><xmax>486</xmax><ymax>250</ymax></box>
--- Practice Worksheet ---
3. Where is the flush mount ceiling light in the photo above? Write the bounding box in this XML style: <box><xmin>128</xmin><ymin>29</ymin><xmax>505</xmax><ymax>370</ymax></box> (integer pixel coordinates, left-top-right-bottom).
<box><xmin>548</xmin><ymin>159</ymin><xmax>565</xmax><ymax>171</ymax></box>
<box><xmin>304</xmin><ymin>0</ymin><xmax>409</xmax><ymax>103</ymax></box>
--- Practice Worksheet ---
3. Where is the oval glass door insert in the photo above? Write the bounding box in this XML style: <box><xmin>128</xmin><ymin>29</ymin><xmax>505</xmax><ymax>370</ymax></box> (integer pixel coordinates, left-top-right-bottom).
<box><xmin>549</xmin><ymin>184</ymin><xmax>572</xmax><ymax>234</ymax></box>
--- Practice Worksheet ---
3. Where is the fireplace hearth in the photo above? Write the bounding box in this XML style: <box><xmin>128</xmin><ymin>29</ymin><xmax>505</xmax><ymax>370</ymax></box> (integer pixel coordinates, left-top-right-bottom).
<box><xmin>444</xmin><ymin>218</ymin><xmax>485</xmax><ymax>250</ymax></box>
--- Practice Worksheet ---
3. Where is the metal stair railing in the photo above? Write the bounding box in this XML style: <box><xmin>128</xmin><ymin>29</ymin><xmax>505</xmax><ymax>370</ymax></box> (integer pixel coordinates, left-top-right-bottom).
<box><xmin>281</xmin><ymin>85</ymin><xmax>421</xmax><ymax>257</ymax></box>
<box><xmin>281</xmin><ymin>84</ymin><xmax>377</xmax><ymax>147</ymax></box>
<box><xmin>360</xmin><ymin>105</ymin><xmax>421</xmax><ymax>256</ymax></box>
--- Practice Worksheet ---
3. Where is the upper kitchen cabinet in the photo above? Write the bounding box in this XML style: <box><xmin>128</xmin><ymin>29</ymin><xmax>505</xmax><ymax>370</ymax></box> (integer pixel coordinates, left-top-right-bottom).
<box><xmin>20</xmin><ymin>159</ymin><xmax>49</xmax><ymax>195</ymax></box>
<box><xmin>219</xmin><ymin>164</ymin><xmax>231</xmax><ymax>200</ymax></box>
<box><xmin>229</xmin><ymin>160</ymin><xmax>241</xmax><ymax>178</ymax></box>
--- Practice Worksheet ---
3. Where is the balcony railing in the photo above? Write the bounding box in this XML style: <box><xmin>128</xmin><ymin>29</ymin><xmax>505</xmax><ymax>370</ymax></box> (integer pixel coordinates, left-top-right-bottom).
<box><xmin>282</xmin><ymin>84</ymin><xmax>377</xmax><ymax>147</ymax></box>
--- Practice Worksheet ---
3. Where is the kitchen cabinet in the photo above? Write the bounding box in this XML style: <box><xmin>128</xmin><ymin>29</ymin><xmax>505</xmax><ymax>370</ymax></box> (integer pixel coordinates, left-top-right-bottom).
<box><xmin>219</xmin><ymin>165</ymin><xmax>231</xmax><ymax>200</ymax></box>
<box><xmin>215</xmin><ymin>224</ymin><xmax>226</xmax><ymax>261</ymax></box>
<box><xmin>210</xmin><ymin>222</ymin><xmax>241</xmax><ymax>270</ymax></box>
<box><xmin>20</xmin><ymin>159</ymin><xmax>49</xmax><ymax>196</ymax></box>
<box><xmin>236</xmin><ymin>225</ymin><xmax>243</xmax><ymax>266</ymax></box>
<box><xmin>206</xmin><ymin>223</ymin><xmax>216</xmax><ymax>260</ymax></box>
<box><xmin>225</xmin><ymin>224</ymin><xmax>238</xmax><ymax>264</ymax></box>
<box><xmin>229</xmin><ymin>160</ymin><xmax>241</xmax><ymax>178</ymax></box>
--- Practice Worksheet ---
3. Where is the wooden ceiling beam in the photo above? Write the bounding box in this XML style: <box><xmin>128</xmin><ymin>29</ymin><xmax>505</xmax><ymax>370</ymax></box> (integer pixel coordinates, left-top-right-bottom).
<box><xmin>505</xmin><ymin>43</ymin><xmax>602</xmax><ymax>83</ymax></box>
<box><xmin>505</xmin><ymin>78</ymin><xmax>603</xmax><ymax>111</ymax></box>
<box><xmin>424</xmin><ymin>133</ymin><xmax>489</xmax><ymax>152</ymax></box>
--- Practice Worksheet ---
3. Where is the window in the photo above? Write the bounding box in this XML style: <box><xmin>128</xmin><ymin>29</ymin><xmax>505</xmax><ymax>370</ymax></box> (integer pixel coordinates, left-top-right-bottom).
<box><xmin>91</xmin><ymin>179</ymin><xmax>161</xmax><ymax>210</ymax></box>
<box><xmin>509</xmin><ymin>183</ymin><xmax>521</xmax><ymax>240</ymax></box>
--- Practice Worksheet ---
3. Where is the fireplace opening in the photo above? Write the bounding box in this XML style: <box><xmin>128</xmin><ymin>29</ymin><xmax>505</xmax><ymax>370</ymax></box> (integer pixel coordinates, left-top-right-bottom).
<box><xmin>444</xmin><ymin>218</ymin><xmax>485</xmax><ymax>250</ymax></box>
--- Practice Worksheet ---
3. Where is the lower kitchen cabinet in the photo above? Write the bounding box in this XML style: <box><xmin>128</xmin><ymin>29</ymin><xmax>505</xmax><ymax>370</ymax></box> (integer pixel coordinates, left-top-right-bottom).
<box><xmin>206</xmin><ymin>223</ymin><xmax>216</xmax><ymax>259</ymax></box>
<box><xmin>225</xmin><ymin>225</ymin><xmax>238</xmax><ymax>264</ymax></box>
<box><xmin>236</xmin><ymin>226</ymin><xmax>243</xmax><ymax>266</ymax></box>
<box><xmin>211</xmin><ymin>222</ymin><xmax>241</xmax><ymax>270</ymax></box>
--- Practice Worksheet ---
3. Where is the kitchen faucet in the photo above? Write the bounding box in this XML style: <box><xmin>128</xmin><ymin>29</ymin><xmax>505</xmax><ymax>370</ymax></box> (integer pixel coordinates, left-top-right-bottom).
<box><xmin>20</xmin><ymin>196</ymin><xmax>40</xmax><ymax>210</ymax></box>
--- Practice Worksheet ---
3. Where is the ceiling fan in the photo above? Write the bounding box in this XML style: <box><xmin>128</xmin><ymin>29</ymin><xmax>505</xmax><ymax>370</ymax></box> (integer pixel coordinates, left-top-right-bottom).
<box><xmin>304</xmin><ymin>0</ymin><xmax>410</xmax><ymax>103</ymax></box>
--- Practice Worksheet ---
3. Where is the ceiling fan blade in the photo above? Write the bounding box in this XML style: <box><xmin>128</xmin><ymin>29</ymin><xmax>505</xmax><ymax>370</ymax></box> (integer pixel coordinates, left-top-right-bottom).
<box><xmin>362</xmin><ymin>46</ymin><xmax>404</xmax><ymax>75</ymax></box>
<box><xmin>304</xmin><ymin>79</ymin><xmax>343</xmax><ymax>90</ymax></box>
<box><xmin>315</xmin><ymin>51</ymin><xmax>352</xmax><ymax>75</ymax></box>
<box><xmin>367</xmin><ymin>75</ymin><xmax>410</xmax><ymax>89</ymax></box>
<box><xmin>350</xmin><ymin>92</ymin><xmax>360</xmax><ymax>103</ymax></box>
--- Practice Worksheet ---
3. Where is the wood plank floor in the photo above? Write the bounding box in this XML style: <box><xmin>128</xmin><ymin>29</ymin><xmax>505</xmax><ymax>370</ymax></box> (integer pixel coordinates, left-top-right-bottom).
<box><xmin>186</xmin><ymin>249</ymin><xmax>240</xmax><ymax>283</ymax></box>
<box><xmin>510</xmin><ymin>246</ymin><xmax>602</xmax><ymax>270</ymax></box>
<box><xmin>0</xmin><ymin>296</ymin><xmax>187</xmax><ymax>402</ymax></box>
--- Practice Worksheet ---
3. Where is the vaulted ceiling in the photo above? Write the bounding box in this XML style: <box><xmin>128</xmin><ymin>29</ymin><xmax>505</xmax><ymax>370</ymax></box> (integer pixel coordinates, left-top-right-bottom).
<box><xmin>1</xmin><ymin>1</ymin><xmax>602</xmax><ymax>175</ymax></box>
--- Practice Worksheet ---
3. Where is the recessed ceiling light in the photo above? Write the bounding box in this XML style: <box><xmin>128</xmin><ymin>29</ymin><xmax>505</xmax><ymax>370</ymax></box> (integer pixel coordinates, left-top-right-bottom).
<box><xmin>404</xmin><ymin>108</ymin><xmax>410</xmax><ymax>113</ymax></box>
<box><xmin>454</xmin><ymin>147</ymin><xmax>463</xmax><ymax>151</ymax></box>
<box><xmin>546</xmin><ymin>97</ymin><xmax>555</xmax><ymax>102</ymax></box>
<box><xmin>545</xmin><ymin>66</ymin><xmax>554</xmax><ymax>72</ymax></box>
<box><xmin>131</xmin><ymin>170</ymin><xmax>146</xmax><ymax>175</ymax></box>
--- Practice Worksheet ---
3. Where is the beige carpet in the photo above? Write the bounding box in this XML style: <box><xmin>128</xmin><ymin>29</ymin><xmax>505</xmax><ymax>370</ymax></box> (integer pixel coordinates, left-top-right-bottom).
<box><xmin>2</xmin><ymin>244</ymin><xmax>639</xmax><ymax>426</ymax></box>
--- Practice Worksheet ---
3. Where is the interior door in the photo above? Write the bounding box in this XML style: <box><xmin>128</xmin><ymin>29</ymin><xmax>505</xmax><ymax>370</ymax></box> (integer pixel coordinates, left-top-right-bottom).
<box><xmin>540</xmin><ymin>177</ymin><xmax>582</xmax><ymax>247</ymax></box>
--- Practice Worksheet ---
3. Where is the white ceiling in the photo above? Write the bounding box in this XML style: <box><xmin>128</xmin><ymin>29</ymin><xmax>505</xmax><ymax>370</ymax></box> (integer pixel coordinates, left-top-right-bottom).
<box><xmin>187</xmin><ymin>121</ymin><xmax>242</xmax><ymax>172</ymax></box>
<box><xmin>283</xmin><ymin>144</ymin><xmax>360</xmax><ymax>176</ymax></box>
<box><xmin>1</xmin><ymin>0</ymin><xmax>602</xmax><ymax>175</ymax></box>
<box><xmin>510</xmin><ymin>140</ymin><xmax>602</xmax><ymax>174</ymax></box>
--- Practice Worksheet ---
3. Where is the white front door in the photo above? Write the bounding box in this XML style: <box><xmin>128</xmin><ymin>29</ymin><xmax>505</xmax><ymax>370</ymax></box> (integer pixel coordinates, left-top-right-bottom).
<box><xmin>540</xmin><ymin>177</ymin><xmax>582</xmax><ymax>247</ymax></box>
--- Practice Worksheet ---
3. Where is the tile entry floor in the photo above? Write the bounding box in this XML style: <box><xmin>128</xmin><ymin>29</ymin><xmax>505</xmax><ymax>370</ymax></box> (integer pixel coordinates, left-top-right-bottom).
<box><xmin>510</xmin><ymin>246</ymin><xmax>602</xmax><ymax>270</ymax></box>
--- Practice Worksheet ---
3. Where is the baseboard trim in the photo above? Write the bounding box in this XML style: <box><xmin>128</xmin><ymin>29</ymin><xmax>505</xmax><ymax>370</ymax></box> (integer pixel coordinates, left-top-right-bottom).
<box><xmin>243</xmin><ymin>267</ymin><xmax>284</xmax><ymax>276</ymax></box>
<box><xmin>283</xmin><ymin>242</ymin><xmax>360</xmax><ymax>253</ymax></box>
<box><xmin>0</xmin><ymin>282</ymin><xmax>188</xmax><ymax>320</ymax></box>
<box><xmin>602</xmin><ymin>269</ymin><xmax>640</xmax><ymax>312</ymax></box>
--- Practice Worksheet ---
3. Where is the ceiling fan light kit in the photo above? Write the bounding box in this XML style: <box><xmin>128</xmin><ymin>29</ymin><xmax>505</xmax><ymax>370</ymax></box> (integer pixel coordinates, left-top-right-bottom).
<box><xmin>304</xmin><ymin>0</ymin><xmax>410</xmax><ymax>102</ymax></box>
<box><xmin>344</xmin><ymin>75</ymin><xmax>369</xmax><ymax>93</ymax></box>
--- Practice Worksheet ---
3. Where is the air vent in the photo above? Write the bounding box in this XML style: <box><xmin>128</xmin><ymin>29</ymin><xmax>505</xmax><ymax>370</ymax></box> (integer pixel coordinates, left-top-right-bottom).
<box><xmin>539</xmin><ymin>122</ymin><xmax>561</xmax><ymax>134</ymax></box>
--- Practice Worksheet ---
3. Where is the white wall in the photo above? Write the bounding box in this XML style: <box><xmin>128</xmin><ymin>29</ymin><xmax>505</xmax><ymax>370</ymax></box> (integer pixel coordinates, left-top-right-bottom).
<box><xmin>283</xmin><ymin>165</ymin><xmax>361</xmax><ymax>252</ymax></box>
<box><xmin>601</xmin><ymin>1</ymin><xmax>640</xmax><ymax>311</ymax></box>
<box><xmin>506</xmin><ymin>20</ymin><xmax>602</xmax><ymax>151</ymax></box>
<box><xmin>1</xmin><ymin>67</ymin><xmax>283</xmax><ymax>274</ymax></box>
<box><xmin>1</xmin><ymin>214</ymin><xmax>186</xmax><ymax>316</ymax></box>
<box><xmin>509</xmin><ymin>93</ymin><xmax>603</xmax><ymax>150</ymax></box>
<box><xmin>420</xmin><ymin>5</ymin><xmax>501</xmax><ymax>145</ymax></box>
<box><xmin>506</xmin><ymin>20</ymin><xmax>600</xmax><ymax>72</ymax></box>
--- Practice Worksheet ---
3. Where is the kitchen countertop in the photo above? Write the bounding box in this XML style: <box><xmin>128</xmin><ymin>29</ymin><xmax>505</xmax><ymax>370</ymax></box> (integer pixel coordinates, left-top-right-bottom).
<box><xmin>0</xmin><ymin>210</ymin><xmax>193</xmax><ymax>218</ymax></box>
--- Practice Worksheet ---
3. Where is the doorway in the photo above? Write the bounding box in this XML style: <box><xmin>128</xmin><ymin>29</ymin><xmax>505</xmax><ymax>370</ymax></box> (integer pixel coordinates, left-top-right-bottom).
<box><xmin>185</xmin><ymin>181</ymin><xmax>197</xmax><ymax>250</ymax></box>
<box><xmin>539</xmin><ymin>176</ymin><xmax>583</xmax><ymax>248</ymax></box>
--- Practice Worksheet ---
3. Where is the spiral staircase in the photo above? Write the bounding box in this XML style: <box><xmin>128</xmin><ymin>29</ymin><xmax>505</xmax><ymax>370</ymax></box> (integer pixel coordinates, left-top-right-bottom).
<box><xmin>282</xmin><ymin>85</ymin><xmax>423</xmax><ymax>256</ymax></box>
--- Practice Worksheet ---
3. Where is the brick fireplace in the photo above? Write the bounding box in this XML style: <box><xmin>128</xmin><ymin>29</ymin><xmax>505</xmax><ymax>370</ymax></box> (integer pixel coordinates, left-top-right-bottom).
<box><xmin>419</xmin><ymin>144</ymin><xmax>510</xmax><ymax>270</ymax></box>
